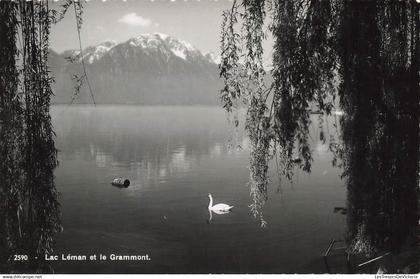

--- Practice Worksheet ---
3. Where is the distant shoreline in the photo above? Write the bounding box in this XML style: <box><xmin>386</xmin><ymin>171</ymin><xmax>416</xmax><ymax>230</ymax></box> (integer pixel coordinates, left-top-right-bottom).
<box><xmin>50</xmin><ymin>104</ymin><xmax>344</xmax><ymax>116</ymax></box>
<box><xmin>51</xmin><ymin>103</ymin><xmax>223</xmax><ymax>107</ymax></box>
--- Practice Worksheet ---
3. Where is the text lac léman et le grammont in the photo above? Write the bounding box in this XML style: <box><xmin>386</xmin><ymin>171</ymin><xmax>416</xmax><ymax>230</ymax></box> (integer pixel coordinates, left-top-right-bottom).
<box><xmin>45</xmin><ymin>253</ymin><xmax>151</xmax><ymax>261</ymax></box>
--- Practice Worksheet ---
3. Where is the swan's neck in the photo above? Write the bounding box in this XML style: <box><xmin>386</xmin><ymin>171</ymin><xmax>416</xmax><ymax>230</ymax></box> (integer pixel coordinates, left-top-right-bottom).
<box><xmin>208</xmin><ymin>195</ymin><xmax>213</xmax><ymax>208</ymax></box>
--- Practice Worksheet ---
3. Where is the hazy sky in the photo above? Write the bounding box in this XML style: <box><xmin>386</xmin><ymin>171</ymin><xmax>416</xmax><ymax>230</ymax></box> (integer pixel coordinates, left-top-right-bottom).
<box><xmin>50</xmin><ymin>0</ymin><xmax>235</xmax><ymax>54</ymax></box>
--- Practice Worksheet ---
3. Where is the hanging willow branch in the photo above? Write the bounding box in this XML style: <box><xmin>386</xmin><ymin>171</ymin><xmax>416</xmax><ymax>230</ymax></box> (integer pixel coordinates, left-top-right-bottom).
<box><xmin>52</xmin><ymin>0</ymin><xmax>96</xmax><ymax>106</ymax></box>
<box><xmin>220</xmin><ymin>0</ymin><xmax>419</xmax><ymax>234</ymax></box>
<box><xmin>220</xmin><ymin>0</ymin><xmax>338</xmax><ymax>227</ymax></box>
<box><xmin>72</xmin><ymin>0</ymin><xmax>95</xmax><ymax>105</ymax></box>
<box><xmin>0</xmin><ymin>0</ymin><xmax>91</xmax><ymax>272</ymax></box>
<box><xmin>0</xmin><ymin>1</ymin><xmax>61</xmax><ymax>273</ymax></box>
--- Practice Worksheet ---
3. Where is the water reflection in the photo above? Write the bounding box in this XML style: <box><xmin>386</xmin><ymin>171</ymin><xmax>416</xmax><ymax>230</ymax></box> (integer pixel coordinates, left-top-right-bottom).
<box><xmin>51</xmin><ymin>105</ymin><xmax>347</xmax><ymax>273</ymax></box>
<box><xmin>1</xmin><ymin>102</ymin><xmax>417</xmax><ymax>274</ymax></box>
<box><xmin>208</xmin><ymin>209</ymin><xmax>231</xmax><ymax>223</ymax></box>
<box><xmin>52</xmin><ymin>106</ymin><xmax>247</xmax><ymax>185</ymax></box>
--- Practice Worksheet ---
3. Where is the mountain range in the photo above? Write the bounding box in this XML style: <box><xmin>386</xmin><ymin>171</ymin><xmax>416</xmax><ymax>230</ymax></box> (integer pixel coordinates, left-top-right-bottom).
<box><xmin>49</xmin><ymin>33</ymin><xmax>222</xmax><ymax>105</ymax></box>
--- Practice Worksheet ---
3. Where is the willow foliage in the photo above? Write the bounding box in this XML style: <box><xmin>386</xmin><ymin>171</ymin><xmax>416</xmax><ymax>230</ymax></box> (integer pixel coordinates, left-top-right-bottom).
<box><xmin>220</xmin><ymin>0</ymin><xmax>419</xmax><ymax>245</ymax></box>
<box><xmin>220</xmin><ymin>0</ymin><xmax>339</xmax><ymax>226</ymax></box>
<box><xmin>0</xmin><ymin>0</ymin><xmax>84</xmax><ymax>273</ymax></box>
<box><xmin>336</xmin><ymin>1</ymin><xmax>419</xmax><ymax>258</ymax></box>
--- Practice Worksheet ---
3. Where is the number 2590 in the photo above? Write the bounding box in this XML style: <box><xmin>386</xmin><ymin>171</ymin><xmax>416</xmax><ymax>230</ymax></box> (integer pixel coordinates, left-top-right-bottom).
<box><xmin>14</xmin><ymin>255</ymin><xmax>28</xmax><ymax>261</ymax></box>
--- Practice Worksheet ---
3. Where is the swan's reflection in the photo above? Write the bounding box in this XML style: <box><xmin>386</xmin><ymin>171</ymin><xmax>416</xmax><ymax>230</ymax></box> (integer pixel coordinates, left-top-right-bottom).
<box><xmin>208</xmin><ymin>208</ymin><xmax>231</xmax><ymax>223</ymax></box>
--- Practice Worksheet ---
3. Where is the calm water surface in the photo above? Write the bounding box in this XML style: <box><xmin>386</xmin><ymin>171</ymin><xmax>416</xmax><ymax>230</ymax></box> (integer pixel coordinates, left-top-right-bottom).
<box><xmin>51</xmin><ymin>105</ymin><xmax>346</xmax><ymax>273</ymax></box>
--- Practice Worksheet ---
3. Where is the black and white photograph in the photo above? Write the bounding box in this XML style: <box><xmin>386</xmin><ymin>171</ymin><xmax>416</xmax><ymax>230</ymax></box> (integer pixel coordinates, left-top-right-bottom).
<box><xmin>0</xmin><ymin>0</ymin><xmax>419</xmax><ymax>276</ymax></box>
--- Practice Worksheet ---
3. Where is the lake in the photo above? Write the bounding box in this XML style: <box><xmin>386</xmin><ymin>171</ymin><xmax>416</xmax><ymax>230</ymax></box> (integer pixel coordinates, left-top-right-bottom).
<box><xmin>50</xmin><ymin>105</ymin><xmax>347</xmax><ymax>273</ymax></box>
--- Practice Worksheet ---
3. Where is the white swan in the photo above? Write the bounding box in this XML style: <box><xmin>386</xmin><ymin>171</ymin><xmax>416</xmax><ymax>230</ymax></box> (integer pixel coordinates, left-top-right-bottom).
<box><xmin>208</xmin><ymin>194</ymin><xmax>234</xmax><ymax>212</ymax></box>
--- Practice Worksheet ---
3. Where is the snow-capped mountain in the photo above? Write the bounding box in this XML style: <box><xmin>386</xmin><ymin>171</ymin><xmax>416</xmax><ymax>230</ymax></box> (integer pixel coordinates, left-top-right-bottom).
<box><xmin>127</xmin><ymin>33</ymin><xmax>200</xmax><ymax>61</ymax></box>
<box><xmin>204</xmin><ymin>52</ymin><xmax>221</xmax><ymax>65</ymax></box>
<box><xmin>49</xmin><ymin>33</ymin><xmax>222</xmax><ymax>105</ymax></box>
<box><xmin>83</xmin><ymin>41</ymin><xmax>117</xmax><ymax>64</ymax></box>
